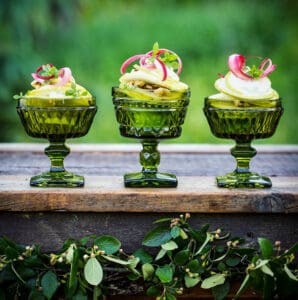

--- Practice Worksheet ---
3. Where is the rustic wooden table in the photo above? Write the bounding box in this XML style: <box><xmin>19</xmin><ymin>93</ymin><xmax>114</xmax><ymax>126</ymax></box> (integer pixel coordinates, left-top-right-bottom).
<box><xmin>0</xmin><ymin>143</ymin><xmax>297</xmax><ymax>299</ymax></box>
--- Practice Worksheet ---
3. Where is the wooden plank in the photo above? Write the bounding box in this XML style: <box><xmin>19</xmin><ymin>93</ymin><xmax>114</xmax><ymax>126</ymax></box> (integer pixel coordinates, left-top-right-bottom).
<box><xmin>0</xmin><ymin>175</ymin><xmax>297</xmax><ymax>213</ymax></box>
<box><xmin>1</xmin><ymin>142</ymin><xmax>298</xmax><ymax>153</ymax></box>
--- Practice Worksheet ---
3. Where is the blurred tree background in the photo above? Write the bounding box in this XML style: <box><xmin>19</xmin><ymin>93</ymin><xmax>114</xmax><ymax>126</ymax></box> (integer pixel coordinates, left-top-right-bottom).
<box><xmin>1</xmin><ymin>0</ymin><xmax>297</xmax><ymax>144</ymax></box>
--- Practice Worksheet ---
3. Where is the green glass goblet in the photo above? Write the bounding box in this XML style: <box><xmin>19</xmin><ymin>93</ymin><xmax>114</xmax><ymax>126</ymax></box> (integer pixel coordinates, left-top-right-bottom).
<box><xmin>17</xmin><ymin>96</ymin><xmax>97</xmax><ymax>187</ymax></box>
<box><xmin>204</xmin><ymin>97</ymin><xmax>283</xmax><ymax>188</ymax></box>
<box><xmin>112</xmin><ymin>87</ymin><xmax>190</xmax><ymax>188</ymax></box>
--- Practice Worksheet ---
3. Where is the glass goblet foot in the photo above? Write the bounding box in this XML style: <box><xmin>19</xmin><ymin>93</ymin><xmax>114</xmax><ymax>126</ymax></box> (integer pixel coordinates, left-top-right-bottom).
<box><xmin>30</xmin><ymin>141</ymin><xmax>84</xmax><ymax>187</ymax></box>
<box><xmin>124</xmin><ymin>140</ymin><xmax>177</xmax><ymax>188</ymax></box>
<box><xmin>216</xmin><ymin>142</ymin><xmax>271</xmax><ymax>188</ymax></box>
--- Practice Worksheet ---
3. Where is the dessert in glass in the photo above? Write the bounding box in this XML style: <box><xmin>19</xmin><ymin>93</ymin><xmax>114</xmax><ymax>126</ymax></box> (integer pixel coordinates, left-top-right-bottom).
<box><xmin>204</xmin><ymin>54</ymin><xmax>283</xmax><ymax>188</ymax></box>
<box><xmin>16</xmin><ymin>64</ymin><xmax>97</xmax><ymax>187</ymax></box>
<box><xmin>113</xmin><ymin>43</ymin><xmax>190</xmax><ymax>187</ymax></box>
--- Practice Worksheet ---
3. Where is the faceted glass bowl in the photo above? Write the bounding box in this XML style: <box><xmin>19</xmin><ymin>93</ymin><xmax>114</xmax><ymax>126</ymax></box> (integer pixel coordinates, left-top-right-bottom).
<box><xmin>204</xmin><ymin>97</ymin><xmax>283</xmax><ymax>188</ymax></box>
<box><xmin>112</xmin><ymin>87</ymin><xmax>190</xmax><ymax>187</ymax></box>
<box><xmin>17</xmin><ymin>96</ymin><xmax>97</xmax><ymax>187</ymax></box>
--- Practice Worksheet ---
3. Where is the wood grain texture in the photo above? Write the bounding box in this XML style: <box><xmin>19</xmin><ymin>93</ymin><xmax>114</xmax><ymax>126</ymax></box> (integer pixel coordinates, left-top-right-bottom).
<box><xmin>0</xmin><ymin>175</ymin><xmax>297</xmax><ymax>213</ymax></box>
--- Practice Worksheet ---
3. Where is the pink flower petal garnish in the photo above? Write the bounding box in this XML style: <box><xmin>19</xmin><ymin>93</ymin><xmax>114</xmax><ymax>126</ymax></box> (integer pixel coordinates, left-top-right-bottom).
<box><xmin>52</xmin><ymin>67</ymin><xmax>72</xmax><ymax>86</ymax></box>
<box><xmin>146</xmin><ymin>48</ymin><xmax>183</xmax><ymax>75</ymax></box>
<box><xmin>259</xmin><ymin>58</ymin><xmax>277</xmax><ymax>78</ymax></box>
<box><xmin>119</xmin><ymin>47</ymin><xmax>183</xmax><ymax>82</ymax></box>
<box><xmin>155</xmin><ymin>57</ymin><xmax>167</xmax><ymax>81</ymax></box>
<box><xmin>120</xmin><ymin>54</ymin><xmax>145</xmax><ymax>74</ymax></box>
<box><xmin>32</xmin><ymin>64</ymin><xmax>55</xmax><ymax>81</ymax></box>
<box><xmin>228</xmin><ymin>54</ymin><xmax>253</xmax><ymax>80</ymax></box>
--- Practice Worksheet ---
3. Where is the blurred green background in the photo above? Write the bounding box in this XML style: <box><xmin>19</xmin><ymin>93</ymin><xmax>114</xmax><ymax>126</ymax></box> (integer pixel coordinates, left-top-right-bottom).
<box><xmin>1</xmin><ymin>0</ymin><xmax>297</xmax><ymax>144</ymax></box>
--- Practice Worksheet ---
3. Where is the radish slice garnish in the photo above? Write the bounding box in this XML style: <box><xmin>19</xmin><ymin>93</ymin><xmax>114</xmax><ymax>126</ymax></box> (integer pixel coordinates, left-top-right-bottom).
<box><xmin>52</xmin><ymin>67</ymin><xmax>72</xmax><ymax>86</ymax></box>
<box><xmin>228</xmin><ymin>54</ymin><xmax>277</xmax><ymax>80</ymax></box>
<box><xmin>228</xmin><ymin>54</ymin><xmax>253</xmax><ymax>80</ymax></box>
<box><xmin>120</xmin><ymin>46</ymin><xmax>183</xmax><ymax>81</ymax></box>
<box><xmin>32</xmin><ymin>64</ymin><xmax>56</xmax><ymax>81</ymax></box>
<box><xmin>120</xmin><ymin>54</ymin><xmax>145</xmax><ymax>74</ymax></box>
<box><xmin>145</xmin><ymin>48</ymin><xmax>183</xmax><ymax>75</ymax></box>
<box><xmin>155</xmin><ymin>57</ymin><xmax>167</xmax><ymax>81</ymax></box>
<box><xmin>259</xmin><ymin>58</ymin><xmax>277</xmax><ymax>78</ymax></box>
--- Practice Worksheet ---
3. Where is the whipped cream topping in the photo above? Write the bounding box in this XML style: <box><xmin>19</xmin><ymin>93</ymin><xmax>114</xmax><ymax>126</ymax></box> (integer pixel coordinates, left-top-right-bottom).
<box><xmin>213</xmin><ymin>71</ymin><xmax>279</xmax><ymax>100</ymax></box>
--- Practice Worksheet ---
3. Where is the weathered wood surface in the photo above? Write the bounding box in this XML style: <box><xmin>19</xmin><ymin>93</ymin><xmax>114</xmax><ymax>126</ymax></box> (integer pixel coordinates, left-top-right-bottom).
<box><xmin>0</xmin><ymin>143</ymin><xmax>297</xmax><ymax>213</ymax></box>
<box><xmin>0</xmin><ymin>176</ymin><xmax>297</xmax><ymax>213</ymax></box>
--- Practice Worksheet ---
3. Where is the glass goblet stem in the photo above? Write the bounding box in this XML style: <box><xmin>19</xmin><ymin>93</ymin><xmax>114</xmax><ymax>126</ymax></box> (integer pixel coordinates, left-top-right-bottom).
<box><xmin>140</xmin><ymin>140</ymin><xmax>160</xmax><ymax>174</ymax></box>
<box><xmin>231</xmin><ymin>141</ymin><xmax>256</xmax><ymax>174</ymax></box>
<box><xmin>45</xmin><ymin>140</ymin><xmax>69</xmax><ymax>173</ymax></box>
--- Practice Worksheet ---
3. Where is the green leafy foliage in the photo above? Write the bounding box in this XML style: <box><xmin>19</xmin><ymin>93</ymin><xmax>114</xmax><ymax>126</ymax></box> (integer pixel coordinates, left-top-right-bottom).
<box><xmin>84</xmin><ymin>257</ymin><xmax>103</xmax><ymax>286</ymax></box>
<box><xmin>0</xmin><ymin>215</ymin><xmax>297</xmax><ymax>299</ymax></box>
<box><xmin>201</xmin><ymin>273</ymin><xmax>226</xmax><ymax>289</ymax></box>
<box><xmin>142</xmin><ymin>225</ymin><xmax>172</xmax><ymax>247</ymax></box>
<box><xmin>94</xmin><ymin>235</ymin><xmax>121</xmax><ymax>254</ymax></box>
<box><xmin>41</xmin><ymin>271</ymin><xmax>58</xmax><ymax>300</ymax></box>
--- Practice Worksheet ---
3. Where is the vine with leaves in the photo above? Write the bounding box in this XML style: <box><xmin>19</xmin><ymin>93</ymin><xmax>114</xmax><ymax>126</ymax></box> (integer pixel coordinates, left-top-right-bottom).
<box><xmin>0</xmin><ymin>214</ymin><xmax>297</xmax><ymax>300</ymax></box>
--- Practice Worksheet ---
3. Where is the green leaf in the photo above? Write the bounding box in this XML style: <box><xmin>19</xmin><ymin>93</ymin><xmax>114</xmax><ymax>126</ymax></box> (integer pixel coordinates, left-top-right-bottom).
<box><xmin>142</xmin><ymin>225</ymin><xmax>172</xmax><ymax>247</ymax></box>
<box><xmin>79</xmin><ymin>235</ymin><xmax>96</xmax><ymax>246</ymax></box>
<box><xmin>212</xmin><ymin>281</ymin><xmax>230</xmax><ymax>300</ymax></box>
<box><xmin>174</xmin><ymin>250</ymin><xmax>190</xmax><ymax>266</ymax></box>
<box><xmin>73</xmin><ymin>291</ymin><xmax>88</xmax><ymax>300</ymax></box>
<box><xmin>68</xmin><ymin>248</ymin><xmax>79</xmax><ymax>297</ymax></box>
<box><xmin>146</xmin><ymin>285</ymin><xmax>161</xmax><ymax>297</ymax></box>
<box><xmin>94</xmin><ymin>235</ymin><xmax>121</xmax><ymax>254</ymax></box>
<box><xmin>261</xmin><ymin>264</ymin><xmax>274</xmax><ymax>277</ymax></box>
<box><xmin>127</xmin><ymin>273</ymin><xmax>140</xmax><ymax>281</ymax></box>
<box><xmin>133</xmin><ymin>248</ymin><xmax>153</xmax><ymax>264</ymax></box>
<box><xmin>28</xmin><ymin>289</ymin><xmax>45</xmax><ymax>300</ymax></box>
<box><xmin>102</xmin><ymin>254</ymin><xmax>131</xmax><ymax>265</ymax></box>
<box><xmin>186</xmin><ymin>259</ymin><xmax>200</xmax><ymax>273</ymax></box>
<box><xmin>170</xmin><ymin>226</ymin><xmax>180</xmax><ymax>239</ymax></box>
<box><xmin>184</xmin><ymin>274</ymin><xmax>200</xmax><ymax>288</ymax></box>
<box><xmin>84</xmin><ymin>257</ymin><xmax>103</xmax><ymax>286</ymax></box>
<box><xmin>179</xmin><ymin>228</ymin><xmax>188</xmax><ymax>240</ymax></box>
<box><xmin>165</xmin><ymin>291</ymin><xmax>177</xmax><ymax>300</ymax></box>
<box><xmin>155</xmin><ymin>265</ymin><xmax>173</xmax><ymax>283</ymax></box>
<box><xmin>161</xmin><ymin>240</ymin><xmax>178</xmax><ymax>251</ymax></box>
<box><xmin>152</xmin><ymin>42</ymin><xmax>160</xmax><ymax>57</ymax></box>
<box><xmin>65</xmin><ymin>243</ymin><xmax>76</xmax><ymax>263</ymax></box>
<box><xmin>258</xmin><ymin>238</ymin><xmax>273</xmax><ymax>259</ymax></box>
<box><xmin>155</xmin><ymin>248</ymin><xmax>167</xmax><ymax>261</ymax></box>
<box><xmin>142</xmin><ymin>263</ymin><xmax>155</xmax><ymax>280</ymax></box>
<box><xmin>195</xmin><ymin>232</ymin><xmax>212</xmax><ymax>256</ymax></box>
<box><xmin>153</xmin><ymin>217</ymin><xmax>172</xmax><ymax>224</ymax></box>
<box><xmin>225</xmin><ymin>255</ymin><xmax>241</xmax><ymax>267</ymax></box>
<box><xmin>235</xmin><ymin>274</ymin><xmax>250</xmax><ymax>299</ymax></box>
<box><xmin>201</xmin><ymin>273</ymin><xmax>226</xmax><ymax>289</ymax></box>
<box><xmin>284</xmin><ymin>264</ymin><xmax>298</xmax><ymax>281</ymax></box>
<box><xmin>41</xmin><ymin>271</ymin><xmax>59</xmax><ymax>300</ymax></box>
<box><xmin>254</xmin><ymin>259</ymin><xmax>270</xmax><ymax>270</ymax></box>
<box><xmin>128</xmin><ymin>256</ymin><xmax>140</xmax><ymax>269</ymax></box>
